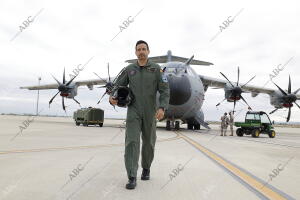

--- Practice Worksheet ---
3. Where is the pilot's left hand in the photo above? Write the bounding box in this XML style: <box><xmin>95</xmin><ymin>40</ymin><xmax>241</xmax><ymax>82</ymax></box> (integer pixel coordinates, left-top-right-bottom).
<box><xmin>156</xmin><ymin>108</ymin><xmax>165</xmax><ymax>120</ymax></box>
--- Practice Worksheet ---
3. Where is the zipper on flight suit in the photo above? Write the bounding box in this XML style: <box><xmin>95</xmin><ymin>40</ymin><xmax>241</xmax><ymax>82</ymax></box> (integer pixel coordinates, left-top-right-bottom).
<box><xmin>141</xmin><ymin>66</ymin><xmax>144</xmax><ymax>115</ymax></box>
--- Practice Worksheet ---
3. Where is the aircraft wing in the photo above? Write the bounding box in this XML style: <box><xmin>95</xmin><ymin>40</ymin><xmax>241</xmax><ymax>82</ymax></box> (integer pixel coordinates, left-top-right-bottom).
<box><xmin>20</xmin><ymin>84</ymin><xmax>58</xmax><ymax>90</ymax></box>
<box><xmin>126</xmin><ymin>56</ymin><xmax>213</xmax><ymax>66</ymax></box>
<box><xmin>199</xmin><ymin>75</ymin><xmax>276</xmax><ymax>95</ymax></box>
<box><xmin>20</xmin><ymin>78</ymin><xmax>115</xmax><ymax>90</ymax></box>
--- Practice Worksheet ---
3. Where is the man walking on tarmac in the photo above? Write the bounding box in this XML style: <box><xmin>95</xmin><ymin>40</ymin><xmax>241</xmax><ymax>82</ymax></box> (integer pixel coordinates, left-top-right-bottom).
<box><xmin>109</xmin><ymin>40</ymin><xmax>170</xmax><ymax>189</ymax></box>
<box><xmin>229</xmin><ymin>111</ymin><xmax>235</xmax><ymax>136</ymax></box>
<box><xmin>220</xmin><ymin>112</ymin><xmax>229</xmax><ymax>136</ymax></box>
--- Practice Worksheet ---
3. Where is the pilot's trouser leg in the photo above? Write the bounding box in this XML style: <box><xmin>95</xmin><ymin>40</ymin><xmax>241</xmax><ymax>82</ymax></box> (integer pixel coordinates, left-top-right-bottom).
<box><xmin>141</xmin><ymin>114</ymin><xmax>157</xmax><ymax>169</ymax></box>
<box><xmin>124</xmin><ymin>109</ymin><xmax>142</xmax><ymax>179</ymax></box>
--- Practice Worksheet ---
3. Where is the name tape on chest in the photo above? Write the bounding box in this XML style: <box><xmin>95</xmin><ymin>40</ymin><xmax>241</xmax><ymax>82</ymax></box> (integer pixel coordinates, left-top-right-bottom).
<box><xmin>147</xmin><ymin>67</ymin><xmax>157</xmax><ymax>72</ymax></box>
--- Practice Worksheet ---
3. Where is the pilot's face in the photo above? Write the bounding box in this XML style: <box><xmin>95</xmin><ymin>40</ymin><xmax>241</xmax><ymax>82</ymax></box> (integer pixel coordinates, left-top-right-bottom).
<box><xmin>135</xmin><ymin>43</ymin><xmax>149</xmax><ymax>60</ymax></box>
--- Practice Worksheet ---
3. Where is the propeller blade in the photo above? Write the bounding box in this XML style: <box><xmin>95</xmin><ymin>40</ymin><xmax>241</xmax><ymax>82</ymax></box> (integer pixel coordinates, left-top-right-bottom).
<box><xmin>220</xmin><ymin>72</ymin><xmax>234</xmax><ymax>87</ymax></box>
<box><xmin>93</xmin><ymin>72</ymin><xmax>107</xmax><ymax>83</ymax></box>
<box><xmin>97</xmin><ymin>92</ymin><xmax>107</xmax><ymax>104</ymax></box>
<box><xmin>49</xmin><ymin>91</ymin><xmax>60</xmax><ymax>106</ymax></box>
<box><xmin>272</xmin><ymin>82</ymin><xmax>287</xmax><ymax>96</ymax></box>
<box><xmin>62</xmin><ymin>97</ymin><xmax>66</xmax><ymax>111</ymax></box>
<box><xmin>293</xmin><ymin>88</ymin><xmax>300</xmax><ymax>94</ymax></box>
<box><xmin>240</xmin><ymin>95</ymin><xmax>252</xmax><ymax>110</ymax></box>
<box><xmin>63</xmin><ymin>68</ymin><xmax>66</xmax><ymax>84</ymax></box>
<box><xmin>216</xmin><ymin>98</ymin><xmax>226</xmax><ymax>107</ymax></box>
<box><xmin>97</xmin><ymin>86</ymin><xmax>107</xmax><ymax>88</ymax></box>
<box><xmin>73</xmin><ymin>98</ymin><xmax>81</xmax><ymax>105</ymax></box>
<box><xmin>107</xmin><ymin>63</ymin><xmax>111</xmax><ymax>82</ymax></box>
<box><xmin>287</xmin><ymin>107</ymin><xmax>291</xmax><ymax>122</ymax></box>
<box><xmin>294</xmin><ymin>102</ymin><xmax>300</xmax><ymax>109</ymax></box>
<box><xmin>241</xmin><ymin>75</ymin><xmax>256</xmax><ymax>88</ymax></box>
<box><xmin>269</xmin><ymin>108</ymin><xmax>279</xmax><ymax>114</ymax></box>
<box><xmin>237</xmin><ymin>67</ymin><xmax>240</xmax><ymax>86</ymax></box>
<box><xmin>51</xmin><ymin>75</ymin><xmax>61</xmax><ymax>85</ymax></box>
<box><xmin>233</xmin><ymin>100</ymin><xmax>236</xmax><ymax>112</ymax></box>
<box><xmin>66</xmin><ymin>74</ymin><xmax>78</xmax><ymax>86</ymax></box>
<box><xmin>288</xmin><ymin>75</ymin><xmax>291</xmax><ymax>94</ymax></box>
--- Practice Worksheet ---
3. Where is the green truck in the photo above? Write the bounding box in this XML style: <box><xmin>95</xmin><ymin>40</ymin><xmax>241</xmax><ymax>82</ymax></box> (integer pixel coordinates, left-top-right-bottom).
<box><xmin>73</xmin><ymin>107</ymin><xmax>104</xmax><ymax>127</ymax></box>
<box><xmin>234</xmin><ymin>111</ymin><xmax>276</xmax><ymax>138</ymax></box>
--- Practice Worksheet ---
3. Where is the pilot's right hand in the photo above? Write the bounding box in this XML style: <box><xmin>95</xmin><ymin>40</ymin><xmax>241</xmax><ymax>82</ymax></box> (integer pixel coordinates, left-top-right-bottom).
<box><xmin>109</xmin><ymin>96</ymin><xmax>118</xmax><ymax>105</ymax></box>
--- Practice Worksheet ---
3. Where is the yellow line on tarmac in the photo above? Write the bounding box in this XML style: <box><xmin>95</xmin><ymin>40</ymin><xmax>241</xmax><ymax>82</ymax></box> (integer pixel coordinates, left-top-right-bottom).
<box><xmin>179</xmin><ymin>133</ymin><xmax>289</xmax><ymax>200</ymax></box>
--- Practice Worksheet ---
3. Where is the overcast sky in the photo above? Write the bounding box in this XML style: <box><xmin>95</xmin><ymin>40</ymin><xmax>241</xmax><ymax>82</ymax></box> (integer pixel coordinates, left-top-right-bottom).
<box><xmin>0</xmin><ymin>0</ymin><xmax>299</xmax><ymax>122</ymax></box>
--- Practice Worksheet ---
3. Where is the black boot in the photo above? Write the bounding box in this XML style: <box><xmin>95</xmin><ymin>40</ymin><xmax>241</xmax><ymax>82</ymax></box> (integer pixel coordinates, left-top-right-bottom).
<box><xmin>141</xmin><ymin>168</ymin><xmax>150</xmax><ymax>180</ymax></box>
<box><xmin>125</xmin><ymin>177</ymin><xmax>136</xmax><ymax>189</ymax></box>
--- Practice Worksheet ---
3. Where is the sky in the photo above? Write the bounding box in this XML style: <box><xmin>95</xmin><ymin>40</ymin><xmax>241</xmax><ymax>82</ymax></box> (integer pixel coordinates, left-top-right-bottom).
<box><xmin>0</xmin><ymin>0</ymin><xmax>300</xmax><ymax>122</ymax></box>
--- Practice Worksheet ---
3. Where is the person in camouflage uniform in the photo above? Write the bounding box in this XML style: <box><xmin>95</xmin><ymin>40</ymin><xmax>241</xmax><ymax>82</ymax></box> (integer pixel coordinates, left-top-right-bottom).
<box><xmin>220</xmin><ymin>112</ymin><xmax>229</xmax><ymax>136</ymax></box>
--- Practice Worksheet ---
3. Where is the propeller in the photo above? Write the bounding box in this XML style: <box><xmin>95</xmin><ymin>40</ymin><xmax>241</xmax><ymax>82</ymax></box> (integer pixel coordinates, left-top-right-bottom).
<box><xmin>269</xmin><ymin>75</ymin><xmax>300</xmax><ymax>122</ymax></box>
<box><xmin>49</xmin><ymin>68</ymin><xmax>80</xmax><ymax>111</ymax></box>
<box><xmin>94</xmin><ymin>63</ymin><xmax>114</xmax><ymax>104</ymax></box>
<box><xmin>217</xmin><ymin>66</ymin><xmax>256</xmax><ymax>112</ymax></box>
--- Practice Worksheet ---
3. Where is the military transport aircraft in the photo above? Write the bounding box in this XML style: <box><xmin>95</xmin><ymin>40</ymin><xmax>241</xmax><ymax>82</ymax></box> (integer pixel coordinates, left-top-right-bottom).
<box><xmin>20</xmin><ymin>50</ymin><xmax>300</xmax><ymax>130</ymax></box>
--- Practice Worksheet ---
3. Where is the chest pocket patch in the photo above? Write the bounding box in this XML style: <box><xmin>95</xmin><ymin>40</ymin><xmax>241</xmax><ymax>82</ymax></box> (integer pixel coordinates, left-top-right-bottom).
<box><xmin>128</xmin><ymin>69</ymin><xmax>137</xmax><ymax>76</ymax></box>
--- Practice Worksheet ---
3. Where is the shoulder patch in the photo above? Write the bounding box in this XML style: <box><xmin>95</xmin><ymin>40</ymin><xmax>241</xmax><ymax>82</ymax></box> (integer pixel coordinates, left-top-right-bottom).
<box><xmin>161</xmin><ymin>74</ymin><xmax>168</xmax><ymax>83</ymax></box>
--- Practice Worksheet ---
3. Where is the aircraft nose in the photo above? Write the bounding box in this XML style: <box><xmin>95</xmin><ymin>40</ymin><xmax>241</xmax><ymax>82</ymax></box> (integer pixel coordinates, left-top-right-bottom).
<box><xmin>167</xmin><ymin>74</ymin><xmax>191</xmax><ymax>105</ymax></box>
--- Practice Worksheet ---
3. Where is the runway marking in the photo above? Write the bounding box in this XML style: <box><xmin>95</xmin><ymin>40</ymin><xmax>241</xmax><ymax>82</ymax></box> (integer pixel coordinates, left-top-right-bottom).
<box><xmin>192</xmin><ymin>130</ymin><xmax>300</xmax><ymax>149</ymax></box>
<box><xmin>179</xmin><ymin>133</ymin><xmax>295</xmax><ymax>200</ymax></box>
<box><xmin>0</xmin><ymin>134</ymin><xmax>180</xmax><ymax>155</ymax></box>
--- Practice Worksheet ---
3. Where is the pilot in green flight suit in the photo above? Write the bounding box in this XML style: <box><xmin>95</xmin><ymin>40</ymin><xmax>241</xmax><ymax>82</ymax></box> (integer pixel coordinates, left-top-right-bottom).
<box><xmin>109</xmin><ymin>40</ymin><xmax>170</xmax><ymax>189</ymax></box>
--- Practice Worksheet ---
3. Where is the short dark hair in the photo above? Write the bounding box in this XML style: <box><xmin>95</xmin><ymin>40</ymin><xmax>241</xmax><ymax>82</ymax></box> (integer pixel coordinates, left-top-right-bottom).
<box><xmin>135</xmin><ymin>40</ymin><xmax>149</xmax><ymax>50</ymax></box>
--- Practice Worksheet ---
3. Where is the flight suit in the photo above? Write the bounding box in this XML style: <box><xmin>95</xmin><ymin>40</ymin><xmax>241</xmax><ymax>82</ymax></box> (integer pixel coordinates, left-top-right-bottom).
<box><xmin>220</xmin><ymin>115</ymin><xmax>229</xmax><ymax>136</ymax></box>
<box><xmin>229</xmin><ymin>114</ymin><xmax>234</xmax><ymax>136</ymax></box>
<box><xmin>111</xmin><ymin>60</ymin><xmax>170</xmax><ymax>178</ymax></box>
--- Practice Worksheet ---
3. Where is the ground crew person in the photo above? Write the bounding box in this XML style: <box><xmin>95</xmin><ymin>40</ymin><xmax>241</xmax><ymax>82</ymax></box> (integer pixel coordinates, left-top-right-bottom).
<box><xmin>109</xmin><ymin>40</ymin><xmax>170</xmax><ymax>189</ymax></box>
<box><xmin>220</xmin><ymin>112</ymin><xmax>229</xmax><ymax>136</ymax></box>
<box><xmin>229</xmin><ymin>111</ymin><xmax>234</xmax><ymax>136</ymax></box>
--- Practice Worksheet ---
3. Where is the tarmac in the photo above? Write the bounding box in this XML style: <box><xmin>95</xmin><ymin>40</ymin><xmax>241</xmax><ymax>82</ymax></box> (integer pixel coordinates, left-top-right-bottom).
<box><xmin>0</xmin><ymin>115</ymin><xmax>299</xmax><ymax>200</ymax></box>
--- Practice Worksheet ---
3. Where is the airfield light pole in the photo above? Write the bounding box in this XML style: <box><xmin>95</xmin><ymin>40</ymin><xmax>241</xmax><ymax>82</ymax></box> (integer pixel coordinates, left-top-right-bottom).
<box><xmin>36</xmin><ymin>77</ymin><xmax>41</xmax><ymax>116</ymax></box>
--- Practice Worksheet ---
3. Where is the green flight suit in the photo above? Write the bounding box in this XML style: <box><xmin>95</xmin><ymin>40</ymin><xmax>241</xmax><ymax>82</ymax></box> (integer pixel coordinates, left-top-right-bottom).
<box><xmin>111</xmin><ymin>60</ymin><xmax>170</xmax><ymax>178</ymax></box>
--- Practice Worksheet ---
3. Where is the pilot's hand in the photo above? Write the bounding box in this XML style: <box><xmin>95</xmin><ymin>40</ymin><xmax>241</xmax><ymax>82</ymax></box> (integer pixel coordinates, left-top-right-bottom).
<box><xmin>156</xmin><ymin>108</ymin><xmax>165</xmax><ymax>120</ymax></box>
<box><xmin>109</xmin><ymin>96</ymin><xmax>118</xmax><ymax>105</ymax></box>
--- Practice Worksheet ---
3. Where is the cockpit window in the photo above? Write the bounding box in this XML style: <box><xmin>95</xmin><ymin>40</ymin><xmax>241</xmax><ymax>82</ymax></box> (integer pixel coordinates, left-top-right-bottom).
<box><xmin>177</xmin><ymin>67</ymin><xmax>186</xmax><ymax>73</ymax></box>
<box><xmin>165</xmin><ymin>67</ymin><xmax>186</xmax><ymax>74</ymax></box>
<box><xmin>165</xmin><ymin>67</ymin><xmax>177</xmax><ymax>73</ymax></box>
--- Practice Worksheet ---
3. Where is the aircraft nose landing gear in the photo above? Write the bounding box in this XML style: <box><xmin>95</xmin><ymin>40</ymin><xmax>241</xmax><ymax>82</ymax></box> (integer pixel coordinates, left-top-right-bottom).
<box><xmin>166</xmin><ymin>120</ymin><xmax>180</xmax><ymax>130</ymax></box>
